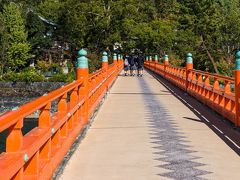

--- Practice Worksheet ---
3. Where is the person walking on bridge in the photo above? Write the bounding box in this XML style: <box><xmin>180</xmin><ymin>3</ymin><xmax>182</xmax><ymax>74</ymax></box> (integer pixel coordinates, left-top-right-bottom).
<box><xmin>123</xmin><ymin>54</ymin><xmax>130</xmax><ymax>76</ymax></box>
<box><xmin>136</xmin><ymin>54</ymin><xmax>144</xmax><ymax>77</ymax></box>
<box><xmin>129</xmin><ymin>55</ymin><xmax>137</xmax><ymax>76</ymax></box>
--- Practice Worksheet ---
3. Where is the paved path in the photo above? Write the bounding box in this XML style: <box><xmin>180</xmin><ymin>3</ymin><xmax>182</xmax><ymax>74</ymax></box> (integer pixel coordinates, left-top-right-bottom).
<box><xmin>59</xmin><ymin>71</ymin><xmax>240</xmax><ymax>180</ymax></box>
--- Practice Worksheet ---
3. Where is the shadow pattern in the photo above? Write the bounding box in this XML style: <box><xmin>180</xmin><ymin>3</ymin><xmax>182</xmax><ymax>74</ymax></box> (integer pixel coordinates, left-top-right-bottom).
<box><xmin>138</xmin><ymin>75</ymin><xmax>211</xmax><ymax>179</ymax></box>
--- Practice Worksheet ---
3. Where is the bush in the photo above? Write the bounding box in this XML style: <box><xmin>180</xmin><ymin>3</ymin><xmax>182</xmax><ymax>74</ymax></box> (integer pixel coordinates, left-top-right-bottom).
<box><xmin>48</xmin><ymin>72</ymin><xmax>75</xmax><ymax>83</ymax></box>
<box><xmin>88</xmin><ymin>53</ymin><xmax>101</xmax><ymax>73</ymax></box>
<box><xmin>36</xmin><ymin>61</ymin><xmax>63</xmax><ymax>74</ymax></box>
<box><xmin>2</xmin><ymin>67</ymin><xmax>45</xmax><ymax>82</ymax></box>
<box><xmin>36</xmin><ymin>60</ymin><xmax>51</xmax><ymax>72</ymax></box>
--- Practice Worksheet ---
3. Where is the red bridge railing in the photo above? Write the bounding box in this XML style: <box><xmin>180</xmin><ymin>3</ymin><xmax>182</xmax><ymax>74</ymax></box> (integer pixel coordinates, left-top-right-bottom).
<box><xmin>0</xmin><ymin>50</ymin><xmax>123</xmax><ymax>179</ymax></box>
<box><xmin>145</xmin><ymin>52</ymin><xmax>240</xmax><ymax>127</ymax></box>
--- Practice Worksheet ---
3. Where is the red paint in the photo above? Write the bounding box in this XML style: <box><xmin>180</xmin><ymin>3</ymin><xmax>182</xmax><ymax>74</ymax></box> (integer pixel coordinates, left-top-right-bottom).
<box><xmin>144</xmin><ymin>61</ymin><xmax>237</xmax><ymax>125</ymax></box>
<box><xmin>0</xmin><ymin>60</ymin><xmax>123</xmax><ymax>179</ymax></box>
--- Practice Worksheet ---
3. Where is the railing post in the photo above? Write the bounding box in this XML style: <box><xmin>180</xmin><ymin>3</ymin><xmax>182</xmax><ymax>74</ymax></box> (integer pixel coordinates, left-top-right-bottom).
<box><xmin>102</xmin><ymin>51</ymin><xmax>108</xmax><ymax>69</ymax></box>
<box><xmin>118</xmin><ymin>54</ymin><xmax>121</xmax><ymax>66</ymax></box>
<box><xmin>77</xmin><ymin>49</ymin><xmax>89</xmax><ymax>124</ymax></box>
<box><xmin>186</xmin><ymin>53</ymin><xmax>193</xmax><ymax>92</ymax></box>
<box><xmin>113</xmin><ymin>53</ymin><xmax>118</xmax><ymax>66</ymax></box>
<box><xmin>6</xmin><ymin>117</ymin><xmax>24</xmax><ymax>179</ymax></box>
<box><xmin>164</xmin><ymin>54</ymin><xmax>169</xmax><ymax>77</ymax></box>
<box><xmin>235</xmin><ymin>51</ymin><xmax>240</xmax><ymax>126</ymax></box>
<box><xmin>146</xmin><ymin>56</ymin><xmax>149</xmax><ymax>66</ymax></box>
<box><xmin>102</xmin><ymin>51</ymin><xmax>109</xmax><ymax>91</ymax></box>
<box><xmin>120</xmin><ymin>54</ymin><xmax>123</xmax><ymax>66</ymax></box>
<box><xmin>149</xmin><ymin>55</ymin><xmax>152</xmax><ymax>70</ymax></box>
<box><xmin>154</xmin><ymin>54</ymin><xmax>158</xmax><ymax>72</ymax></box>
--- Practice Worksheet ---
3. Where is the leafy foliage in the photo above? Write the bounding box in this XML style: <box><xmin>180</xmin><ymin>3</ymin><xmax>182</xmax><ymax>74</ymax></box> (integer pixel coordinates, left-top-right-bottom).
<box><xmin>1</xmin><ymin>2</ymin><xmax>30</xmax><ymax>71</ymax></box>
<box><xmin>1</xmin><ymin>0</ymin><xmax>240</xmax><ymax>81</ymax></box>
<box><xmin>2</xmin><ymin>67</ymin><xmax>45</xmax><ymax>82</ymax></box>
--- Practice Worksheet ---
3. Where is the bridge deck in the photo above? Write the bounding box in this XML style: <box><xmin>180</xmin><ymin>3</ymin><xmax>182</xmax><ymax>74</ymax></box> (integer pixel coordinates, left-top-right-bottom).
<box><xmin>59</xmin><ymin>71</ymin><xmax>240</xmax><ymax>180</ymax></box>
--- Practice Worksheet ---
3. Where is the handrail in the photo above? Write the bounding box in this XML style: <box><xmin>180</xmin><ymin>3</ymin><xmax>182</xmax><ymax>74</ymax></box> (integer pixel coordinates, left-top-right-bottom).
<box><xmin>0</xmin><ymin>80</ymin><xmax>83</xmax><ymax>132</ymax></box>
<box><xmin>190</xmin><ymin>69</ymin><xmax>234</xmax><ymax>83</ymax></box>
<box><xmin>144</xmin><ymin>60</ymin><xmax>238</xmax><ymax>126</ymax></box>
<box><xmin>0</xmin><ymin>54</ymin><xmax>124</xmax><ymax>179</ymax></box>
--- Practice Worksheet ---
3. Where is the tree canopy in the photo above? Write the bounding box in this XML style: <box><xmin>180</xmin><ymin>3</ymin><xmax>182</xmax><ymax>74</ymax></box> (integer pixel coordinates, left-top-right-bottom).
<box><xmin>0</xmin><ymin>0</ymin><xmax>240</xmax><ymax>77</ymax></box>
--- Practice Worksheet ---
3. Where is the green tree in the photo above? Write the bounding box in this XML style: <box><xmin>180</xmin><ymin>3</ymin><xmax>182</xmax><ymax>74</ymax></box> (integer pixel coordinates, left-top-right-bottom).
<box><xmin>1</xmin><ymin>2</ymin><xmax>30</xmax><ymax>71</ymax></box>
<box><xmin>26</xmin><ymin>11</ymin><xmax>51</xmax><ymax>53</ymax></box>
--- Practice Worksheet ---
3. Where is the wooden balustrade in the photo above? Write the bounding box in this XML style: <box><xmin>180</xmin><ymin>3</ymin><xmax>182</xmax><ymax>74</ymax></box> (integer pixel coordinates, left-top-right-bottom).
<box><xmin>0</xmin><ymin>50</ymin><xmax>123</xmax><ymax>180</ymax></box>
<box><xmin>144</xmin><ymin>52</ymin><xmax>240</xmax><ymax>126</ymax></box>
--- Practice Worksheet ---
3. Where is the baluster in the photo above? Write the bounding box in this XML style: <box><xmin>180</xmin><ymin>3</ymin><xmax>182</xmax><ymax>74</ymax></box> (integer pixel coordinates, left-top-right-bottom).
<box><xmin>70</xmin><ymin>87</ymin><xmax>79</xmax><ymax>124</ymax></box>
<box><xmin>6</xmin><ymin>117</ymin><xmax>23</xmax><ymax>179</ymax></box>
<box><xmin>197</xmin><ymin>74</ymin><xmax>203</xmax><ymax>95</ymax></box>
<box><xmin>213</xmin><ymin>77</ymin><xmax>219</xmax><ymax>88</ymax></box>
<box><xmin>39</xmin><ymin>102</ymin><xmax>51</xmax><ymax>161</ymax></box>
<box><xmin>220</xmin><ymin>80</ymin><xmax>231</xmax><ymax>109</ymax></box>
<box><xmin>213</xmin><ymin>77</ymin><xmax>219</xmax><ymax>104</ymax></box>
<box><xmin>58</xmin><ymin>93</ymin><xmax>68</xmax><ymax>137</ymax></box>
<box><xmin>58</xmin><ymin>93</ymin><xmax>67</xmax><ymax>113</ymax></box>
<box><xmin>39</xmin><ymin>102</ymin><xmax>51</xmax><ymax>128</ymax></box>
<box><xmin>224</xmin><ymin>80</ymin><xmax>231</xmax><ymax>112</ymax></box>
<box><xmin>24</xmin><ymin>152</ymin><xmax>39</xmax><ymax>177</ymax></box>
<box><xmin>181</xmin><ymin>69</ymin><xmax>184</xmax><ymax>87</ymax></box>
<box><xmin>204</xmin><ymin>75</ymin><xmax>210</xmax><ymax>99</ymax></box>
<box><xmin>192</xmin><ymin>72</ymin><xmax>197</xmax><ymax>92</ymax></box>
<box><xmin>6</xmin><ymin>118</ymin><xmax>23</xmax><ymax>152</ymax></box>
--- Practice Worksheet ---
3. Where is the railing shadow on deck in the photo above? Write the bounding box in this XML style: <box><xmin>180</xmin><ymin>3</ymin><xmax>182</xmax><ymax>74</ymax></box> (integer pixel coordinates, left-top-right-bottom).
<box><xmin>145</xmin><ymin>67</ymin><xmax>240</xmax><ymax>156</ymax></box>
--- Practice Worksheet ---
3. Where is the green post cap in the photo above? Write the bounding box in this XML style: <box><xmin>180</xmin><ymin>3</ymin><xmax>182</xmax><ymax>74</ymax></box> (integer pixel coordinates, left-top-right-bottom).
<box><xmin>186</xmin><ymin>53</ymin><xmax>193</xmax><ymax>64</ymax></box>
<box><xmin>149</xmin><ymin>56</ymin><xmax>152</xmax><ymax>61</ymax></box>
<box><xmin>102</xmin><ymin>51</ymin><xmax>108</xmax><ymax>62</ymax></box>
<box><xmin>164</xmin><ymin>54</ymin><xmax>169</xmax><ymax>61</ymax></box>
<box><xmin>235</xmin><ymin>51</ymin><xmax>240</xmax><ymax>70</ymax></box>
<box><xmin>77</xmin><ymin>49</ymin><xmax>88</xmax><ymax>68</ymax></box>
<box><xmin>154</xmin><ymin>54</ymin><xmax>158</xmax><ymax>61</ymax></box>
<box><xmin>113</xmin><ymin>53</ymin><xmax>117</xmax><ymax>61</ymax></box>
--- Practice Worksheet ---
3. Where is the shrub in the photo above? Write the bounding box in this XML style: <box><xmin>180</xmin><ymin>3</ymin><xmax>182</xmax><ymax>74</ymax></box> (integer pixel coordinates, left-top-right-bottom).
<box><xmin>2</xmin><ymin>67</ymin><xmax>45</xmax><ymax>82</ymax></box>
<box><xmin>36</xmin><ymin>60</ymin><xmax>63</xmax><ymax>74</ymax></box>
<box><xmin>48</xmin><ymin>72</ymin><xmax>75</xmax><ymax>83</ymax></box>
<box><xmin>88</xmin><ymin>53</ymin><xmax>101</xmax><ymax>73</ymax></box>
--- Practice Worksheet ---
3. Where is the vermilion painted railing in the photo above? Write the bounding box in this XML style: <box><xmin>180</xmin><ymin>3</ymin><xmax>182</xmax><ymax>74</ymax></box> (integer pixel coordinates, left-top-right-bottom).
<box><xmin>0</xmin><ymin>50</ymin><xmax>123</xmax><ymax>180</ymax></box>
<box><xmin>144</xmin><ymin>52</ymin><xmax>240</xmax><ymax>126</ymax></box>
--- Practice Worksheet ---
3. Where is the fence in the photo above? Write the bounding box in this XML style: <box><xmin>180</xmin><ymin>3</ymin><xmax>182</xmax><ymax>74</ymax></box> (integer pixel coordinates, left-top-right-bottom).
<box><xmin>0</xmin><ymin>49</ymin><xmax>123</xmax><ymax>180</ymax></box>
<box><xmin>145</xmin><ymin>52</ymin><xmax>240</xmax><ymax>126</ymax></box>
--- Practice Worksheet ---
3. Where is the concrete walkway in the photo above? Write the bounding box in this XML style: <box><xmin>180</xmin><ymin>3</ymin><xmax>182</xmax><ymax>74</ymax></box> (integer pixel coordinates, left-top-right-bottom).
<box><xmin>59</xmin><ymin>71</ymin><xmax>240</xmax><ymax>180</ymax></box>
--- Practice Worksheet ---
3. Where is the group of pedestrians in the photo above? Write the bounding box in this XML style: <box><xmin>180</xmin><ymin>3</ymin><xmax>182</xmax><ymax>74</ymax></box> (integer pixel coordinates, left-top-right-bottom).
<box><xmin>123</xmin><ymin>54</ymin><xmax>144</xmax><ymax>77</ymax></box>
